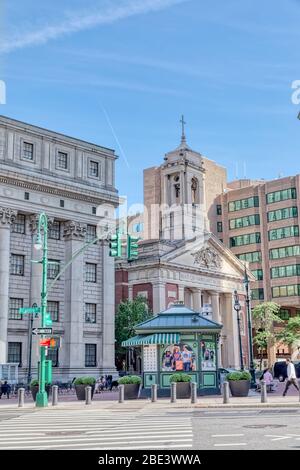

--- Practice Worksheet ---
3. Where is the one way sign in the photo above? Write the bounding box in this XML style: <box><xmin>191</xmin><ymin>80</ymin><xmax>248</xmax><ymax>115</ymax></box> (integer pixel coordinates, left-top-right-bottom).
<box><xmin>32</xmin><ymin>328</ymin><xmax>53</xmax><ymax>335</ymax></box>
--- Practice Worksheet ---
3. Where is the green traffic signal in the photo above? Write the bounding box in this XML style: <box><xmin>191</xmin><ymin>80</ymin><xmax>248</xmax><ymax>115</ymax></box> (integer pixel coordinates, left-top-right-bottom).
<box><xmin>109</xmin><ymin>232</ymin><xmax>122</xmax><ymax>257</ymax></box>
<box><xmin>127</xmin><ymin>234</ymin><xmax>139</xmax><ymax>260</ymax></box>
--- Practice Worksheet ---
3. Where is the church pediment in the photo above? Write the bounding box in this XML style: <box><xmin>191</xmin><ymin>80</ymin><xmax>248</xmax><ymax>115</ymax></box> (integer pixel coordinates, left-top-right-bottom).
<box><xmin>160</xmin><ymin>233</ymin><xmax>253</xmax><ymax>280</ymax></box>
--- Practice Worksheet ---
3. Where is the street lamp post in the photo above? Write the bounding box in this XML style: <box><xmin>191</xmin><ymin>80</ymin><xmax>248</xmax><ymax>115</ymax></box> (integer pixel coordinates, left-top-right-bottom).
<box><xmin>27</xmin><ymin>303</ymin><xmax>39</xmax><ymax>386</ymax></box>
<box><xmin>34</xmin><ymin>212</ymin><xmax>48</xmax><ymax>408</ymax></box>
<box><xmin>233</xmin><ymin>290</ymin><xmax>244</xmax><ymax>371</ymax></box>
<box><xmin>244</xmin><ymin>267</ymin><xmax>256</xmax><ymax>388</ymax></box>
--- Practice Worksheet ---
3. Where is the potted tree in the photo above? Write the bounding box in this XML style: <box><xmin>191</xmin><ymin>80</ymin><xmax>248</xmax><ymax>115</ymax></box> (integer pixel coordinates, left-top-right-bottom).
<box><xmin>169</xmin><ymin>373</ymin><xmax>192</xmax><ymax>398</ymax></box>
<box><xmin>227</xmin><ymin>371</ymin><xmax>251</xmax><ymax>397</ymax></box>
<box><xmin>118</xmin><ymin>375</ymin><xmax>142</xmax><ymax>399</ymax></box>
<box><xmin>74</xmin><ymin>377</ymin><xmax>96</xmax><ymax>400</ymax></box>
<box><xmin>30</xmin><ymin>379</ymin><xmax>51</xmax><ymax>401</ymax></box>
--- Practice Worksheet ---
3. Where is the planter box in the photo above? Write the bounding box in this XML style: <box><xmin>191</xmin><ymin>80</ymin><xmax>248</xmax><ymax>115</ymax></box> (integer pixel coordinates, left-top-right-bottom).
<box><xmin>75</xmin><ymin>384</ymin><xmax>95</xmax><ymax>401</ymax></box>
<box><xmin>228</xmin><ymin>380</ymin><xmax>250</xmax><ymax>397</ymax></box>
<box><xmin>31</xmin><ymin>385</ymin><xmax>51</xmax><ymax>402</ymax></box>
<box><xmin>173</xmin><ymin>382</ymin><xmax>191</xmax><ymax>399</ymax></box>
<box><xmin>123</xmin><ymin>384</ymin><xmax>140</xmax><ymax>400</ymax></box>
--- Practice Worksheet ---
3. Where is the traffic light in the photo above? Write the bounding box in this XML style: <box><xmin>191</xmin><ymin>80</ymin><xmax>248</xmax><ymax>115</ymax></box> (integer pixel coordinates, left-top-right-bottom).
<box><xmin>109</xmin><ymin>231</ymin><xmax>122</xmax><ymax>257</ymax></box>
<box><xmin>127</xmin><ymin>234</ymin><xmax>139</xmax><ymax>260</ymax></box>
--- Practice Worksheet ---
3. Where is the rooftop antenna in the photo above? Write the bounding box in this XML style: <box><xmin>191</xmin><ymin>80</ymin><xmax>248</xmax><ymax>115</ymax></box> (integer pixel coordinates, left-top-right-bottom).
<box><xmin>243</xmin><ymin>161</ymin><xmax>247</xmax><ymax>179</ymax></box>
<box><xmin>235</xmin><ymin>162</ymin><xmax>239</xmax><ymax>179</ymax></box>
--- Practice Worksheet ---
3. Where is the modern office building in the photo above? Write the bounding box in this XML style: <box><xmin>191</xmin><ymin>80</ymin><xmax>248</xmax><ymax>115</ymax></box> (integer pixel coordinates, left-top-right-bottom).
<box><xmin>0</xmin><ymin>115</ymin><xmax>119</xmax><ymax>382</ymax></box>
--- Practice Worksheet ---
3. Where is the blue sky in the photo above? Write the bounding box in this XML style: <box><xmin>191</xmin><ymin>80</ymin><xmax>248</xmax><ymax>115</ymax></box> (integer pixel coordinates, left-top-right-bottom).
<box><xmin>1</xmin><ymin>0</ymin><xmax>300</xmax><ymax>205</ymax></box>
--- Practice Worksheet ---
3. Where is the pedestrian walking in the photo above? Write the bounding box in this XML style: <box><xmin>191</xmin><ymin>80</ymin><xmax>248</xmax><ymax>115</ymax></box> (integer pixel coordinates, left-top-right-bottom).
<box><xmin>283</xmin><ymin>358</ymin><xmax>299</xmax><ymax>396</ymax></box>
<box><xmin>0</xmin><ymin>381</ymin><xmax>11</xmax><ymax>399</ymax></box>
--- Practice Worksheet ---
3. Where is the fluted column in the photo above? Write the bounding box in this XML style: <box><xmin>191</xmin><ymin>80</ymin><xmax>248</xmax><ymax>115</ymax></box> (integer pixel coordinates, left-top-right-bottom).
<box><xmin>0</xmin><ymin>207</ymin><xmax>17</xmax><ymax>362</ymax></box>
<box><xmin>63</xmin><ymin>221</ymin><xmax>86</xmax><ymax>371</ymax></box>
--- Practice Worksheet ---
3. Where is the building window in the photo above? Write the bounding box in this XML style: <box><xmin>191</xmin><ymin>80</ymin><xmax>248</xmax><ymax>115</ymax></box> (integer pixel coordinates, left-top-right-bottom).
<box><xmin>237</xmin><ymin>251</ymin><xmax>262</xmax><ymax>263</ymax></box>
<box><xmin>10</xmin><ymin>254</ymin><xmax>25</xmax><ymax>276</ymax></box>
<box><xmin>229</xmin><ymin>214</ymin><xmax>260</xmax><ymax>230</ymax></box>
<box><xmin>267</xmin><ymin>207</ymin><xmax>298</xmax><ymax>222</ymax></box>
<box><xmin>230</xmin><ymin>232</ymin><xmax>261</xmax><ymax>248</ymax></box>
<box><xmin>228</xmin><ymin>196</ymin><xmax>259</xmax><ymax>212</ymax></box>
<box><xmin>251</xmin><ymin>269</ymin><xmax>263</xmax><ymax>281</ymax></box>
<box><xmin>271</xmin><ymin>264</ymin><xmax>300</xmax><ymax>279</ymax></box>
<box><xmin>47</xmin><ymin>260</ymin><xmax>60</xmax><ymax>280</ymax></box>
<box><xmin>47</xmin><ymin>301</ymin><xmax>59</xmax><ymax>322</ymax></box>
<box><xmin>60</xmin><ymin>200</ymin><xmax>65</xmax><ymax>208</ymax></box>
<box><xmin>56</xmin><ymin>151</ymin><xmax>68</xmax><ymax>170</ymax></box>
<box><xmin>266</xmin><ymin>187</ymin><xmax>297</xmax><ymax>204</ymax></box>
<box><xmin>8</xmin><ymin>342</ymin><xmax>22</xmax><ymax>366</ymax></box>
<box><xmin>92</xmin><ymin>207</ymin><xmax>96</xmax><ymax>215</ymax></box>
<box><xmin>251</xmin><ymin>288</ymin><xmax>264</xmax><ymax>300</ymax></box>
<box><xmin>217</xmin><ymin>222</ymin><xmax>223</xmax><ymax>233</ymax></box>
<box><xmin>22</xmin><ymin>142</ymin><xmax>34</xmax><ymax>161</ymax></box>
<box><xmin>85</xmin><ymin>344</ymin><xmax>96</xmax><ymax>367</ymax></box>
<box><xmin>86</xmin><ymin>225</ymin><xmax>97</xmax><ymax>242</ymax></box>
<box><xmin>24</xmin><ymin>192</ymin><xmax>30</xmax><ymax>200</ymax></box>
<box><xmin>269</xmin><ymin>245</ymin><xmax>300</xmax><ymax>260</ymax></box>
<box><xmin>48</xmin><ymin>221</ymin><xmax>60</xmax><ymax>240</ymax></box>
<box><xmin>272</xmin><ymin>284</ymin><xmax>300</xmax><ymax>298</ymax></box>
<box><xmin>85</xmin><ymin>263</ymin><xmax>97</xmax><ymax>282</ymax></box>
<box><xmin>85</xmin><ymin>303</ymin><xmax>97</xmax><ymax>323</ymax></box>
<box><xmin>268</xmin><ymin>225</ymin><xmax>299</xmax><ymax>241</ymax></box>
<box><xmin>278</xmin><ymin>309</ymin><xmax>291</xmax><ymax>320</ymax></box>
<box><xmin>12</xmin><ymin>214</ymin><xmax>25</xmax><ymax>234</ymax></box>
<box><xmin>89</xmin><ymin>161</ymin><xmax>99</xmax><ymax>178</ymax></box>
<box><xmin>47</xmin><ymin>348</ymin><xmax>59</xmax><ymax>367</ymax></box>
<box><xmin>9</xmin><ymin>298</ymin><xmax>23</xmax><ymax>320</ymax></box>
<box><xmin>216</xmin><ymin>204</ymin><xmax>222</xmax><ymax>215</ymax></box>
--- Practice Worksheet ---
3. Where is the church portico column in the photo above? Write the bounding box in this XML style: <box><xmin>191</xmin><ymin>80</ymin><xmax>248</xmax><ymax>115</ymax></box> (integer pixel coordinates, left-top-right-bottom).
<box><xmin>63</xmin><ymin>221</ymin><xmax>87</xmax><ymax>371</ymax></box>
<box><xmin>0</xmin><ymin>207</ymin><xmax>17</xmax><ymax>362</ymax></box>
<box><xmin>222</xmin><ymin>293</ymin><xmax>240</xmax><ymax>368</ymax></box>
<box><xmin>210</xmin><ymin>292</ymin><xmax>222</xmax><ymax>367</ymax></box>
<box><xmin>193</xmin><ymin>288</ymin><xmax>202</xmax><ymax>312</ymax></box>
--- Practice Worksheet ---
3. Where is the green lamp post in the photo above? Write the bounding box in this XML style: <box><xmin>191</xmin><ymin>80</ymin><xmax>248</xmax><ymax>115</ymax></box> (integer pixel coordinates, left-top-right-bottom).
<box><xmin>34</xmin><ymin>212</ymin><xmax>49</xmax><ymax>408</ymax></box>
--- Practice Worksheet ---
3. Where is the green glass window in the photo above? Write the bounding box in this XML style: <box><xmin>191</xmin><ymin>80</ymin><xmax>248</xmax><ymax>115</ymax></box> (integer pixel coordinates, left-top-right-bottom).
<box><xmin>272</xmin><ymin>284</ymin><xmax>300</xmax><ymax>298</ymax></box>
<box><xmin>237</xmin><ymin>251</ymin><xmax>262</xmax><ymax>263</ymax></box>
<box><xmin>269</xmin><ymin>245</ymin><xmax>300</xmax><ymax>259</ymax></box>
<box><xmin>216</xmin><ymin>205</ymin><xmax>222</xmax><ymax>215</ymax></box>
<box><xmin>229</xmin><ymin>214</ymin><xmax>260</xmax><ymax>230</ymax></box>
<box><xmin>271</xmin><ymin>264</ymin><xmax>300</xmax><ymax>279</ymax></box>
<box><xmin>252</xmin><ymin>288</ymin><xmax>264</xmax><ymax>300</ymax></box>
<box><xmin>251</xmin><ymin>269</ymin><xmax>263</xmax><ymax>280</ymax></box>
<box><xmin>278</xmin><ymin>309</ymin><xmax>291</xmax><ymax>320</ymax></box>
<box><xmin>267</xmin><ymin>207</ymin><xmax>298</xmax><ymax>222</ymax></box>
<box><xmin>217</xmin><ymin>221</ymin><xmax>223</xmax><ymax>232</ymax></box>
<box><xmin>228</xmin><ymin>196</ymin><xmax>259</xmax><ymax>212</ymax></box>
<box><xmin>268</xmin><ymin>225</ymin><xmax>299</xmax><ymax>241</ymax></box>
<box><xmin>230</xmin><ymin>232</ymin><xmax>261</xmax><ymax>247</ymax></box>
<box><xmin>266</xmin><ymin>188</ymin><xmax>297</xmax><ymax>204</ymax></box>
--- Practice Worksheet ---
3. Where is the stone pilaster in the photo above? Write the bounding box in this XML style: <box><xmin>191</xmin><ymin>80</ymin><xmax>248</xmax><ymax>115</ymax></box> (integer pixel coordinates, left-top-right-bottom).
<box><xmin>0</xmin><ymin>207</ymin><xmax>17</xmax><ymax>362</ymax></box>
<box><xmin>210</xmin><ymin>292</ymin><xmax>222</xmax><ymax>366</ymax></box>
<box><xmin>63</xmin><ymin>221</ymin><xmax>86</xmax><ymax>371</ymax></box>
<box><xmin>152</xmin><ymin>282</ymin><xmax>166</xmax><ymax>313</ymax></box>
<box><xmin>222</xmin><ymin>293</ymin><xmax>240</xmax><ymax>368</ymax></box>
<box><xmin>193</xmin><ymin>288</ymin><xmax>202</xmax><ymax>312</ymax></box>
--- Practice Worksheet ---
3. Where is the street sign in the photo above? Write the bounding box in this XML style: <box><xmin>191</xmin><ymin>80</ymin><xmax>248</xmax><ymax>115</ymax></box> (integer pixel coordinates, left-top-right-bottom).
<box><xmin>19</xmin><ymin>307</ymin><xmax>40</xmax><ymax>315</ymax></box>
<box><xmin>32</xmin><ymin>328</ymin><xmax>53</xmax><ymax>335</ymax></box>
<box><xmin>39</xmin><ymin>338</ymin><xmax>51</xmax><ymax>347</ymax></box>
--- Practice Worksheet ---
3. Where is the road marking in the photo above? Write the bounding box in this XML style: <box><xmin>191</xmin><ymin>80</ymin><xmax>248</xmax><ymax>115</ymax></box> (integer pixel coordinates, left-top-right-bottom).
<box><xmin>214</xmin><ymin>443</ymin><xmax>247</xmax><ymax>447</ymax></box>
<box><xmin>212</xmin><ymin>434</ymin><xmax>244</xmax><ymax>437</ymax></box>
<box><xmin>265</xmin><ymin>435</ymin><xmax>293</xmax><ymax>441</ymax></box>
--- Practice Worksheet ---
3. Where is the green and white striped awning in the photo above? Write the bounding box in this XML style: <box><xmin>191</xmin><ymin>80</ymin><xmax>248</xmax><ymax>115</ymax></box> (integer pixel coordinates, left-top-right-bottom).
<box><xmin>122</xmin><ymin>333</ymin><xmax>180</xmax><ymax>347</ymax></box>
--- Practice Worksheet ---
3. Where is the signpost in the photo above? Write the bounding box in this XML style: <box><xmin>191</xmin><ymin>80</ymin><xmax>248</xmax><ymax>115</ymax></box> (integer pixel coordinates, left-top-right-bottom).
<box><xmin>19</xmin><ymin>307</ymin><xmax>40</xmax><ymax>315</ymax></box>
<box><xmin>32</xmin><ymin>328</ymin><xmax>53</xmax><ymax>335</ymax></box>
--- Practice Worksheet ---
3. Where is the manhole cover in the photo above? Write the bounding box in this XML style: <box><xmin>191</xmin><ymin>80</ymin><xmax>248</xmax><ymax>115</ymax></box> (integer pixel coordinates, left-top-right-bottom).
<box><xmin>44</xmin><ymin>431</ymin><xmax>85</xmax><ymax>436</ymax></box>
<box><xmin>243</xmin><ymin>424</ymin><xmax>287</xmax><ymax>429</ymax></box>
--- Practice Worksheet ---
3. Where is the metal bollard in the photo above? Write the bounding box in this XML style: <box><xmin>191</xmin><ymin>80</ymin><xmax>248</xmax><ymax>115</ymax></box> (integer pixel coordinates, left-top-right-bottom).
<box><xmin>85</xmin><ymin>386</ymin><xmax>92</xmax><ymax>405</ymax></box>
<box><xmin>223</xmin><ymin>381</ymin><xmax>230</xmax><ymax>404</ymax></box>
<box><xmin>52</xmin><ymin>385</ymin><xmax>58</xmax><ymax>406</ymax></box>
<box><xmin>170</xmin><ymin>382</ymin><xmax>176</xmax><ymax>403</ymax></box>
<box><xmin>118</xmin><ymin>384</ymin><xmax>125</xmax><ymax>403</ymax></box>
<box><xmin>151</xmin><ymin>384</ymin><xmax>157</xmax><ymax>402</ymax></box>
<box><xmin>18</xmin><ymin>388</ymin><xmax>25</xmax><ymax>407</ymax></box>
<box><xmin>191</xmin><ymin>382</ymin><xmax>197</xmax><ymax>404</ymax></box>
<box><xmin>261</xmin><ymin>380</ymin><xmax>267</xmax><ymax>403</ymax></box>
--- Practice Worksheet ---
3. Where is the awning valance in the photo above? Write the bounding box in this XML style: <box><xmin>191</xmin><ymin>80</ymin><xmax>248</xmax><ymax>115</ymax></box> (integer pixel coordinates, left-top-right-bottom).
<box><xmin>122</xmin><ymin>332</ymin><xmax>180</xmax><ymax>347</ymax></box>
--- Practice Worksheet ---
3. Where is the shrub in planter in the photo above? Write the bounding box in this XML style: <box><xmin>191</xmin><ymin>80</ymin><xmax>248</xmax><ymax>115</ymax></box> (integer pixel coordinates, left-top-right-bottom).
<box><xmin>226</xmin><ymin>371</ymin><xmax>251</xmax><ymax>397</ymax></box>
<box><xmin>169</xmin><ymin>373</ymin><xmax>192</xmax><ymax>399</ymax></box>
<box><xmin>74</xmin><ymin>377</ymin><xmax>96</xmax><ymax>400</ymax></box>
<box><xmin>118</xmin><ymin>375</ymin><xmax>142</xmax><ymax>399</ymax></box>
<box><xmin>30</xmin><ymin>379</ymin><xmax>51</xmax><ymax>401</ymax></box>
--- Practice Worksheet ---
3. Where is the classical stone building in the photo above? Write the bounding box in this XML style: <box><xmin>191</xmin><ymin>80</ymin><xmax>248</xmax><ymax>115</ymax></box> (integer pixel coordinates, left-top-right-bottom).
<box><xmin>0</xmin><ymin>115</ymin><xmax>118</xmax><ymax>381</ymax></box>
<box><xmin>116</xmin><ymin>129</ymin><xmax>252</xmax><ymax>369</ymax></box>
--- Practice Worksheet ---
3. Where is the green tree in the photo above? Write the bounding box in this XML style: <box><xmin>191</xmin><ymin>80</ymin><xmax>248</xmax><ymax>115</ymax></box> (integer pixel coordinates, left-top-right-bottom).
<box><xmin>276</xmin><ymin>316</ymin><xmax>300</xmax><ymax>359</ymax></box>
<box><xmin>115</xmin><ymin>296</ymin><xmax>152</xmax><ymax>370</ymax></box>
<box><xmin>252</xmin><ymin>302</ymin><xmax>283</xmax><ymax>367</ymax></box>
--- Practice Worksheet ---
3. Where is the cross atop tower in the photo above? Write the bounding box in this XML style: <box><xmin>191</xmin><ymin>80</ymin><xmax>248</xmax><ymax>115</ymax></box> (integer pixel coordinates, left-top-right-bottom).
<box><xmin>180</xmin><ymin>114</ymin><xmax>186</xmax><ymax>144</ymax></box>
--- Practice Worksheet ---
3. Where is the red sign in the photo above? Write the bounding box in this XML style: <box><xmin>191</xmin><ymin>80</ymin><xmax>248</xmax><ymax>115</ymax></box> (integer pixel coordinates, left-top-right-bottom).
<box><xmin>40</xmin><ymin>338</ymin><xmax>51</xmax><ymax>347</ymax></box>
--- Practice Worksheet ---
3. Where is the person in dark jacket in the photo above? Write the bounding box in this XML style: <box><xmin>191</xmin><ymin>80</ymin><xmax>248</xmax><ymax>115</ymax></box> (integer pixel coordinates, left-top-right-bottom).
<box><xmin>0</xmin><ymin>381</ymin><xmax>11</xmax><ymax>399</ymax></box>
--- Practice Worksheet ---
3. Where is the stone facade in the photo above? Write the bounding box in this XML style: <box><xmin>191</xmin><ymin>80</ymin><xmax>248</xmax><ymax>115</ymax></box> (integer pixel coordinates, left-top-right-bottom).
<box><xmin>0</xmin><ymin>115</ymin><xmax>118</xmax><ymax>381</ymax></box>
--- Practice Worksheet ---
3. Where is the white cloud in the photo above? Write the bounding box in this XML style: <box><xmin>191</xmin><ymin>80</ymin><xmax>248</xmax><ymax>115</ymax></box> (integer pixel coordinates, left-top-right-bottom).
<box><xmin>0</xmin><ymin>0</ymin><xmax>188</xmax><ymax>54</ymax></box>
